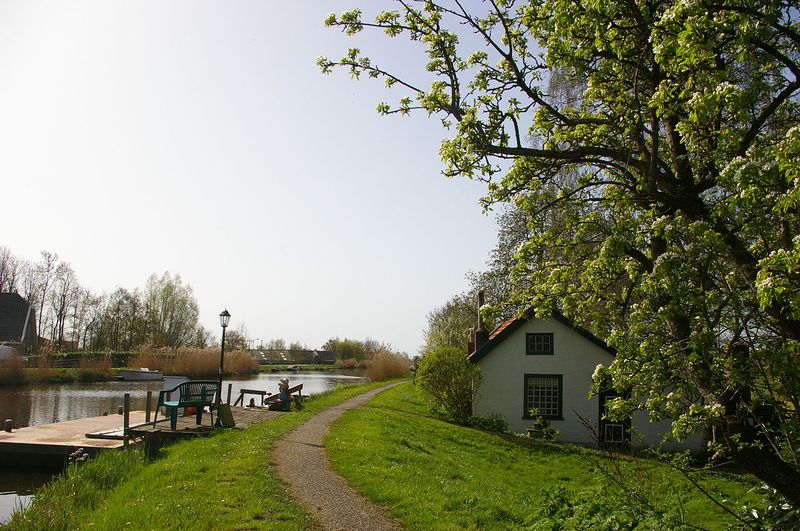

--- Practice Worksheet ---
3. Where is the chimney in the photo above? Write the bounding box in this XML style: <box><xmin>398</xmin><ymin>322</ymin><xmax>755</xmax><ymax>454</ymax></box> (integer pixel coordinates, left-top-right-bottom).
<box><xmin>474</xmin><ymin>291</ymin><xmax>489</xmax><ymax>351</ymax></box>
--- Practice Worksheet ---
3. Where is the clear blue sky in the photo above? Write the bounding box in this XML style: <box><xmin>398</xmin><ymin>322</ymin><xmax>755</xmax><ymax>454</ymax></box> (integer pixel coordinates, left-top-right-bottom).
<box><xmin>0</xmin><ymin>1</ymin><xmax>497</xmax><ymax>355</ymax></box>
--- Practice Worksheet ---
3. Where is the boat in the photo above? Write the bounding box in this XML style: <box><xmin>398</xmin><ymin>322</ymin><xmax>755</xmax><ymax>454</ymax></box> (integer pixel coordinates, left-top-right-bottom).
<box><xmin>119</xmin><ymin>368</ymin><xmax>163</xmax><ymax>381</ymax></box>
<box><xmin>286</xmin><ymin>365</ymin><xmax>301</xmax><ymax>372</ymax></box>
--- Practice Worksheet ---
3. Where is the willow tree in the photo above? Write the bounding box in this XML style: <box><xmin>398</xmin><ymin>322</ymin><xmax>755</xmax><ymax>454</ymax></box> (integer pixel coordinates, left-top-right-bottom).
<box><xmin>320</xmin><ymin>0</ymin><xmax>800</xmax><ymax>502</ymax></box>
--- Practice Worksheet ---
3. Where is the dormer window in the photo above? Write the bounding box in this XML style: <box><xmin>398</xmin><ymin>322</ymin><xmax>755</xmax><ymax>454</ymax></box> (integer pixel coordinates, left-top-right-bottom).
<box><xmin>526</xmin><ymin>333</ymin><xmax>554</xmax><ymax>355</ymax></box>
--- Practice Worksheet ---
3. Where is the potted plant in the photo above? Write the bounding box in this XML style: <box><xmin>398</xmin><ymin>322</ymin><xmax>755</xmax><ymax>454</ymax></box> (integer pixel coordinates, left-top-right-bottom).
<box><xmin>526</xmin><ymin>408</ymin><xmax>553</xmax><ymax>439</ymax></box>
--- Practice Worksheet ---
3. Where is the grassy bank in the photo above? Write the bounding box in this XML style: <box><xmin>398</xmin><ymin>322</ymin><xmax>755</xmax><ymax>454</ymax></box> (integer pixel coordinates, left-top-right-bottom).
<box><xmin>0</xmin><ymin>361</ymin><xmax>115</xmax><ymax>385</ymax></box>
<box><xmin>24</xmin><ymin>367</ymin><xmax>114</xmax><ymax>384</ymax></box>
<box><xmin>5</xmin><ymin>379</ymin><xmax>398</xmax><ymax>530</ymax></box>
<box><xmin>326</xmin><ymin>383</ymin><xmax>764</xmax><ymax>530</ymax></box>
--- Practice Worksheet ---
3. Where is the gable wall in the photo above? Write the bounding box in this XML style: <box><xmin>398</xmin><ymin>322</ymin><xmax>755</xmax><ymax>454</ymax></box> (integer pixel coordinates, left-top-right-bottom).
<box><xmin>474</xmin><ymin>317</ymin><xmax>613</xmax><ymax>444</ymax></box>
<box><xmin>474</xmin><ymin>317</ymin><xmax>703</xmax><ymax>451</ymax></box>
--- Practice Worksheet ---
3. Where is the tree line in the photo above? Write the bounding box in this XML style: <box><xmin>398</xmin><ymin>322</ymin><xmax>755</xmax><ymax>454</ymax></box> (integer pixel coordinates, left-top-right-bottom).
<box><xmin>253</xmin><ymin>337</ymin><xmax>401</xmax><ymax>361</ymax></box>
<box><xmin>0</xmin><ymin>247</ymin><xmax>210</xmax><ymax>351</ymax></box>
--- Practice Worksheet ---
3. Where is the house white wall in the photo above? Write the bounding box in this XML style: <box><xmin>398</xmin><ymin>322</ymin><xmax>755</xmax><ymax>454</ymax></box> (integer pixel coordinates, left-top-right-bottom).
<box><xmin>473</xmin><ymin>317</ymin><xmax>702</xmax><ymax>451</ymax></box>
<box><xmin>631</xmin><ymin>407</ymin><xmax>704</xmax><ymax>452</ymax></box>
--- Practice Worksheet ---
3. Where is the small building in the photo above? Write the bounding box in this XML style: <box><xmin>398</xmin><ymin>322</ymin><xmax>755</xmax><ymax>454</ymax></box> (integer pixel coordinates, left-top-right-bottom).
<box><xmin>468</xmin><ymin>294</ymin><xmax>701</xmax><ymax>451</ymax></box>
<box><xmin>0</xmin><ymin>292</ymin><xmax>37</xmax><ymax>354</ymax></box>
<box><xmin>312</xmin><ymin>350</ymin><xmax>335</xmax><ymax>364</ymax></box>
<box><xmin>257</xmin><ymin>349</ymin><xmax>336</xmax><ymax>365</ymax></box>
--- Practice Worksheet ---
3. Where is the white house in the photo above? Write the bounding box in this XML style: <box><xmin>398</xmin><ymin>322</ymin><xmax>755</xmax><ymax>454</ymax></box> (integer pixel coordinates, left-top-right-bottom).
<box><xmin>467</xmin><ymin>299</ymin><xmax>702</xmax><ymax>451</ymax></box>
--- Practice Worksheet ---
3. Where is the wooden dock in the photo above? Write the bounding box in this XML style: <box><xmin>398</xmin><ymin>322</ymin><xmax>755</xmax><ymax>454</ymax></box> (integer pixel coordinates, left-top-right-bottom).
<box><xmin>0</xmin><ymin>407</ymin><xmax>287</xmax><ymax>470</ymax></box>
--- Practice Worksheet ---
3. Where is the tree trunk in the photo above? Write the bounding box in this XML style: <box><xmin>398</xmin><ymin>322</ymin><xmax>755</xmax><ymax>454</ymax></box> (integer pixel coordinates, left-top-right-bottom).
<box><xmin>735</xmin><ymin>447</ymin><xmax>800</xmax><ymax>506</ymax></box>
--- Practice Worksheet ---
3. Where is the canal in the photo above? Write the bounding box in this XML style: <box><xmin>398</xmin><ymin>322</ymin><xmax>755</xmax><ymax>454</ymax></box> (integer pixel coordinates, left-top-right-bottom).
<box><xmin>0</xmin><ymin>370</ymin><xmax>367</xmax><ymax>524</ymax></box>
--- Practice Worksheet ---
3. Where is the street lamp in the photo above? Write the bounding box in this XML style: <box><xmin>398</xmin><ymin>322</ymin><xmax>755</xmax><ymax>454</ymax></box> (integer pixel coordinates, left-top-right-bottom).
<box><xmin>215</xmin><ymin>309</ymin><xmax>231</xmax><ymax>427</ymax></box>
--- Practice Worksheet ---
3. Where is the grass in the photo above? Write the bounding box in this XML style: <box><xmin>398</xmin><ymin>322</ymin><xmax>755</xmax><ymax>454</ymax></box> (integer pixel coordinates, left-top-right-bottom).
<box><xmin>326</xmin><ymin>382</ymin><xmax>764</xmax><ymax>530</ymax></box>
<box><xmin>5</xmin><ymin>379</ymin><xmax>400</xmax><ymax>530</ymax></box>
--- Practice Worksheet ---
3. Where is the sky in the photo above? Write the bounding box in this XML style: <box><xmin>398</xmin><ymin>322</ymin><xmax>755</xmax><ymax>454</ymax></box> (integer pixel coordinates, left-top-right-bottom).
<box><xmin>0</xmin><ymin>1</ymin><xmax>498</xmax><ymax>355</ymax></box>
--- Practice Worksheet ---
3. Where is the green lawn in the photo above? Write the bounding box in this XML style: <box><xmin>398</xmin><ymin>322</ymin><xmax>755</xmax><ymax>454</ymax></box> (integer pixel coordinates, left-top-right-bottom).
<box><xmin>326</xmin><ymin>382</ymin><xmax>763</xmax><ymax>530</ymax></box>
<box><xmin>5</xmin><ymin>379</ymin><xmax>397</xmax><ymax>531</ymax></box>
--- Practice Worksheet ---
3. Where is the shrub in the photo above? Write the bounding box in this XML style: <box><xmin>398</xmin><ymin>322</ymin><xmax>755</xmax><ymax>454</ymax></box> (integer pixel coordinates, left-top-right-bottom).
<box><xmin>739</xmin><ymin>484</ymin><xmax>799</xmax><ymax>529</ymax></box>
<box><xmin>415</xmin><ymin>346</ymin><xmax>481</xmax><ymax>419</ymax></box>
<box><xmin>365</xmin><ymin>349</ymin><xmax>410</xmax><ymax>381</ymax></box>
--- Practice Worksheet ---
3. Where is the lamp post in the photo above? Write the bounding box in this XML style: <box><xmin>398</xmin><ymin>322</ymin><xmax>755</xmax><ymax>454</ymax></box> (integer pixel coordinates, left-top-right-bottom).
<box><xmin>216</xmin><ymin>309</ymin><xmax>231</xmax><ymax>427</ymax></box>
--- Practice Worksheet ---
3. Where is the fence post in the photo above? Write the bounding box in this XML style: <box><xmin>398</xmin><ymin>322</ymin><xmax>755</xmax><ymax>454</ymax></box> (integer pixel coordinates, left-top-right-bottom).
<box><xmin>226</xmin><ymin>383</ymin><xmax>232</xmax><ymax>405</ymax></box>
<box><xmin>123</xmin><ymin>393</ymin><xmax>130</xmax><ymax>448</ymax></box>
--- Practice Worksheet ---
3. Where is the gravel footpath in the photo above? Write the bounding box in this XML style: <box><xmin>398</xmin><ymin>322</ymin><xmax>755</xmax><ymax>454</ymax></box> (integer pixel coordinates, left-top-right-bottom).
<box><xmin>274</xmin><ymin>383</ymin><xmax>404</xmax><ymax>531</ymax></box>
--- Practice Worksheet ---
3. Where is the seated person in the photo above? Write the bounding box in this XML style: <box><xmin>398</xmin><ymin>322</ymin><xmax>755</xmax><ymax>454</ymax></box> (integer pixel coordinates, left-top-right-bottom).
<box><xmin>268</xmin><ymin>378</ymin><xmax>291</xmax><ymax>411</ymax></box>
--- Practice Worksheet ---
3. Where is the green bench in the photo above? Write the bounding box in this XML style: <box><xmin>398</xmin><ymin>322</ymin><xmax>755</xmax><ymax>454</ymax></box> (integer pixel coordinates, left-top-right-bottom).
<box><xmin>152</xmin><ymin>380</ymin><xmax>220</xmax><ymax>430</ymax></box>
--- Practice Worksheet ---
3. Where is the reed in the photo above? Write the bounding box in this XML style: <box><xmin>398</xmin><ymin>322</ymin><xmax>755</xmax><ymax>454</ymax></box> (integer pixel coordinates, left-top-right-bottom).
<box><xmin>21</xmin><ymin>355</ymin><xmax>57</xmax><ymax>383</ymax></box>
<box><xmin>76</xmin><ymin>355</ymin><xmax>114</xmax><ymax>382</ymax></box>
<box><xmin>130</xmin><ymin>347</ymin><xmax>258</xmax><ymax>378</ymax></box>
<box><xmin>335</xmin><ymin>358</ymin><xmax>365</xmax><ymax>369</ymax></box>
<box><xmin>0</xmin><ymin>357</ymin><xmax>26</xmax><ymax>385</ymax></box>
<box><xmin>365</xmin><ymin>349</ymin><xmax>411</xmax><ymax>381</ymax></box>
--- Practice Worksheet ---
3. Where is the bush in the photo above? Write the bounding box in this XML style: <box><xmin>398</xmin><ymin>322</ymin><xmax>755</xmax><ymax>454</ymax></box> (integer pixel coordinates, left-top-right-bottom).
<box><xmin>415</xmin><ymin>346</ymin><xmax>481</xmax><ymax>419</ymax></box>
<box><xmin>365</xmin><ymin>349</ymin><xmax>410</xmax><ymax>381</ymax></box>
<box><xmin>528</xmin><ymin>484</ymin><xmax>689</xmax><ymax>529</ymax></box>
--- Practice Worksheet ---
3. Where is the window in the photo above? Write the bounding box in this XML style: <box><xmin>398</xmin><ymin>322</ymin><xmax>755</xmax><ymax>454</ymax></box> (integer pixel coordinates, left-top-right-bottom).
<box><xmin>526</xmin><ymin>333</ymin><xmax>554</xmax><ymax>355</ymax></box>
<box><xmin>604</xmin><ymin>424</ymin><xmax>625</xmax><ymax>444</ymax></box>
<box><xmin>524</xmin><ymin>374</ymin><xmax>563</xmax><ymax>419</ymax></box>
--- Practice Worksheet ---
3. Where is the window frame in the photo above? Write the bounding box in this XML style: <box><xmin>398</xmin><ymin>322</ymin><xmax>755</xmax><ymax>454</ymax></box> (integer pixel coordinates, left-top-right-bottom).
<box><xmin>525</xmin><ymin>332</ymin><xmax>554</xmax><ymax>356</ymax></box>
<box><xmin>523</xmin><ymin>373</ymin><xmax>563</xmax><ymax>420</ymax></box>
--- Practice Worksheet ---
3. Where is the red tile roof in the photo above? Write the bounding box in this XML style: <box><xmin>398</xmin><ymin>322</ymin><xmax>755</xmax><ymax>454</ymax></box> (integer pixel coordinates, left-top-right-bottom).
<box><xmin>488</xmin><ymin>316</ymin><xmax>519</xmax><ymax>340</ymax></box>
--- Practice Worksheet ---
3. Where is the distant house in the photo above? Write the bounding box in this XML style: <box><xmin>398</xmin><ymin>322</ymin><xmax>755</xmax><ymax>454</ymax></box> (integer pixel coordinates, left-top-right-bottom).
<box><xmin>0</xmin><ymin>293</ymin><xmax>37</xmax><ymax>354</ymax></box>
<box><xmin>312</xmin><ymin>350</ymin><xmax>335</xmax><ymax>364</ymax></box>
<box><xmin>257</xmin><ymin>349</ymin><xmax>336</xmax><ymax>365</ymax></box>
<box><xmin>467</xmin><ymin>294</ymin><xmax>702</xmax><ymax>451</ymax></box>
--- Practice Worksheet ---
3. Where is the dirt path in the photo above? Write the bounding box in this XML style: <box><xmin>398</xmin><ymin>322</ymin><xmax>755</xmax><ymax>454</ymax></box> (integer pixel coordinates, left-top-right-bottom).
<box><xmin>274</xmin><ymin>383</ymin><xmax>404</xmax><ymax>531</ymax></box>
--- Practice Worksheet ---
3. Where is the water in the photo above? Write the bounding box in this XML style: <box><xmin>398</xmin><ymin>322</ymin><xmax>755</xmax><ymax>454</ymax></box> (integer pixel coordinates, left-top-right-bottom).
<box><xmin>0</xmin><ymin>370</ymin><xmax>367</xmax><ymax>524</ymax></box>
<box><xmin>0</xmin><ymin>472</ymin><xmax>51</xmax><ymax>525</ymax></box>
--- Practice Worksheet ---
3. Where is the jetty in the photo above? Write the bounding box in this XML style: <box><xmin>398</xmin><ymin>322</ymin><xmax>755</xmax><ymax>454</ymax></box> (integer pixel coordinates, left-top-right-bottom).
<box><xmin>1</xmin><ymin>380</ymin><xmax>306</xmax><ymax>470</ymax></box>
<box><xmin>0</xmin><ymin>406</ymin><xmax>286</xmax><ymax>470</ymax></box>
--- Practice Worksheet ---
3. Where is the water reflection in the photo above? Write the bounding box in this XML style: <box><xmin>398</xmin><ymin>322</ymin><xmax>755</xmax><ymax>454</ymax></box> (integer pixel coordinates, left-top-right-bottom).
<box><xmin>0</xmin><ymin>370</ymin><xmax>367</xmax><ymax>428</ymax></box>
<box><xmin>0</xmin><ymin>471</ymin><xmax>51</xmax><ymax>525</ymax></box>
